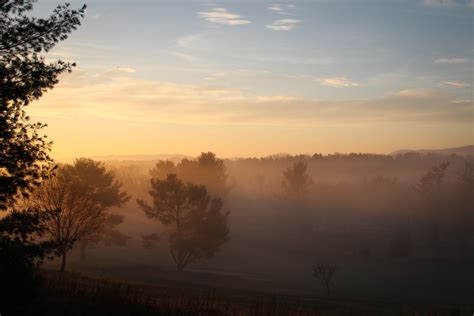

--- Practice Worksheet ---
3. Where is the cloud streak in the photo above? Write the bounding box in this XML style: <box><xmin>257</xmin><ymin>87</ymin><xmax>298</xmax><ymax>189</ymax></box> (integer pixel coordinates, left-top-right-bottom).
<box><xmin>268</xmin><ymin>4</ymin><xmax>295</xmax><ymax>15</ymax></box>
<box><xmin>199</xmin><ymin>8</ymin><xmax>251</xmax><ymax>25</ymax></box>
<box><xmin>266</xmin><ymin>19</ymin><xmax>301</xmax><ymax>31</ymax></box>
<box><xmin>319</xmin><ymin>77</ymin><xmax>359</xmax><ymax>88</ymax></box>
<box><xmin>442</xmin><ymin>81</ymin><xmax>471</xmax><ymax>88</ymax></box>
<box><xmin>94</xmin><ymin>67</ymin><xmax>137</xmax><ymax>79</ymax></box>
<box><xmin>434</xmin><ymin>57</ymin><xmax>471</xmax><ymax>64</ymax></box>
<box><xmin>30</xmin><ymin>73</ymin><xmax>470</xmax><ymax>127</ymax></box>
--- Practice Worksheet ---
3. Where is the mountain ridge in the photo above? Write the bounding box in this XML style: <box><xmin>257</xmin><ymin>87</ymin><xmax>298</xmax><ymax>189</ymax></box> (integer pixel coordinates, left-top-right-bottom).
<box><xmin>390</xmin><ymin>145</ymin><xmax>474</xmax><ymax>156</ymax></box>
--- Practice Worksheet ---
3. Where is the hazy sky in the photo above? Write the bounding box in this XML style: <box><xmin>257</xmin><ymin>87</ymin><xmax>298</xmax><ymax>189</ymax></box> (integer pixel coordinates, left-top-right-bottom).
<box><xmin>30</xmin><ymin>0</ymin><xmax>473</xmax><ymax>159</ymax></box>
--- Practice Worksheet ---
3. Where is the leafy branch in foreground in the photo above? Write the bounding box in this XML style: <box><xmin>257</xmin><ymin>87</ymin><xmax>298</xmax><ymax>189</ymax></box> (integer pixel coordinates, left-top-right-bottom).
<box><xmin>0</xmin><ymin>0</ymin><xmax>86</xmax><ymax>208</ymax></box>
<box><xmin>0</xmin><ymin>1</ymin><xmax>86</xmax><ymax>313</ymax></box>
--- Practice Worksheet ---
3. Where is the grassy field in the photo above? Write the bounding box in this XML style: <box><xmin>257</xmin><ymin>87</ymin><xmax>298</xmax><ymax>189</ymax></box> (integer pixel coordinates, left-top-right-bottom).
<box><xmin>15</xmin><ymin>270</ymin><xmax>474</xmax><ymax>316</ymax></box>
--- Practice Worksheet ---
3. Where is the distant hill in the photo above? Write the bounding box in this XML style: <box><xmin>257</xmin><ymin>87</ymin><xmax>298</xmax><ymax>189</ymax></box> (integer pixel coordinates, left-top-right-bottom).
<box><xmin>90</xmin><ymin>154</ymin><xmax>191</xmax><ymax>162</ymax></box>
<box><xmin>390</xmin><ymin>145</ymin><xmax>474</xmax><ymax>156</ymax></box>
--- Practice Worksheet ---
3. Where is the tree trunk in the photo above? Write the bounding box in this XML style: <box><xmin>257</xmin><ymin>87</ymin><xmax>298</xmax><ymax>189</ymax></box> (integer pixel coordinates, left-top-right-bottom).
<box><xmin>60</xmin><ymin>250</ymin><xmax>67</xmax><ymax>272</ymax></box>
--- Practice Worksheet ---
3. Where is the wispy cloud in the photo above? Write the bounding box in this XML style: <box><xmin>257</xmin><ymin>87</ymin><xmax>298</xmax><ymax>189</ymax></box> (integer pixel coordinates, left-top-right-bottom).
<box><xmin>70</xmin><ymin>41</ymin><xmax>115</xmax><ymax>51</ymax></box>
<box><xmin>246</xmin><ymin>55</ymin><xmax>332</xmax><ymax>65</ymax></box>
<box><xmin>176</xmin><ymin>33</ymin><xmax>205</xmax><ymax>48</ymax></box>
<box><xmin>319</xmin><ymin>77</ymin><xmax>359</xmax><ymax>88</ymax></box>
<box><xmin>268</xmin><ymin>4</ymin><xmax>285</xmax><ymax>12</ymax></box>
<box><xmin>394</xmin><ymin>89</ymin><xmax>440</xmax><ymax>98</ymax></box>
<box><xmin>256</xmin><ymin>95</ymin><xmax>302</xmax><ymax>102</ymax></box>
<box><xmin>434</xmin><ymin>57</ymin><xmax>471</xmax><ymax>64</ymax></box>
<box><xmin>169</xmin><ymin>51</ymin><xmax>199</xmax><ymax>62</ymax></box>
<box><xmin>268</xmin><ymin>4</ymin><xmax>295</xmax><ymax>15</ymax></box>
<box><xmin>266</xmin><ymin>19</ymin><xmax>301</xmax><ymax>31</ymax></box>
<box><xmin>94</xmin><ymin>67</ymin><xmax>137</xmax><ymax>78</ymax></box>
<box><xmin>199</xmin><ymin>8</ymin><xmax>251</xmax><ymax>25</ymax></box>
<box><xmin>32</xmin><ymin>75</ymin><xmax>471</xmax><ymax>127</ymax></box>
<box><xmin>442</xmin><ymin>80</ymin><xmax>471</xmax><ymax>88</ymax></box>
<box><xmin>105</xmin><ymin>67</ymin><xmax>136</xmax><ymax>74</ymax></box>
<box><xmin>204</xmin><ymin>69</ymin><xmax>271</xmax><ymax>81</ymax></box>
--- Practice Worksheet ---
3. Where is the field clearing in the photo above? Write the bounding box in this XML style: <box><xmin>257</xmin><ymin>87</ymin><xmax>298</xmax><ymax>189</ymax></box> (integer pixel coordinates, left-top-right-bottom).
<box><xmin>23</xmin><ymin>270</ymin><xmax>474</xmax><ymax>316</ymax></box>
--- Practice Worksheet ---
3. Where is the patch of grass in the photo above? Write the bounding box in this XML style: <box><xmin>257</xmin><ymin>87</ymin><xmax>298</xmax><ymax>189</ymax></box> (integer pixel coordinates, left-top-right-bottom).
<box><xmin>19</xmin><ymin>271</ymin><xmax>474</xmax><ymax>316</ymax></box>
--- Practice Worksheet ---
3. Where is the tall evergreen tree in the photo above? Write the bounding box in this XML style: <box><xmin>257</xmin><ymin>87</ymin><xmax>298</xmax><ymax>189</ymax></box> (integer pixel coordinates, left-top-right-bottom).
<box><xmin>0</xmin><ymin>0</ymin><xmax>86</xmax><ymax>207</ymax></box>
<box><xmin>0</xmin><ymin>1</ymin><xmax>86</xmax><ymax>313</ymax></box>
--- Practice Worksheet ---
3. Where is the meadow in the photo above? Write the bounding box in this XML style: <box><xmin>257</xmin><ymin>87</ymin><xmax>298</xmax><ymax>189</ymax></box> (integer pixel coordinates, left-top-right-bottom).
<box><xmin>27</xmin><ymin>270</ymin><xmax>472</xmax><ymax>316</ymax></box>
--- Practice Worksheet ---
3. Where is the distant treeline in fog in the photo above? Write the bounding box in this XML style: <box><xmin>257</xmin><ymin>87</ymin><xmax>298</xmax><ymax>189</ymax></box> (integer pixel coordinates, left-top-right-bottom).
<box><xmin>28</xmin><ymin>151</ymin><xmax>473</xmax><ymax>303</ymax></box>
<box><xmin>104</xmin><ymin>152</ymin><xmax>473</xmax><ymax>267</ymax></box>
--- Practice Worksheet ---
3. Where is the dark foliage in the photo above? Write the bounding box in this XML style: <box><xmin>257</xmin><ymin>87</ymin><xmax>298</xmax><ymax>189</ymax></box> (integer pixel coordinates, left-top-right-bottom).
<box><xmin>0</xmin><ymin>1</ymin><xmax>85</xmax><ymax>312</ymax></box>
<box><xmin>31</xmin><ymin>158</ymin><xmax>129</xmax><ymax>271</ymax></box>
<box><xmin>282</xmin><ymin>161</ymin><xmax>313</xmax><ymax>198</ymax></box>
<box><xmin>138</xmin><ymin>174</ymin><xmax>229</xmax><ymax>271</ymax></box>
<box><xmin>150</xmin><ymin>152</ymin><xmax>229</xmax><ymax>197</ymax></box>
<box><xmin>0</xmin><ymin>0</ymin><xmax>86</xmax><ymax>208</ymax></box>
<box><xmin>312</xmin><ymin>263</ymin><xmax>337</xmax><ymax>297</ymax></box>
<box><xmin>0</xmin><ymin>209</ymin><xmax>58</xmax><ymax>314</ymax></box>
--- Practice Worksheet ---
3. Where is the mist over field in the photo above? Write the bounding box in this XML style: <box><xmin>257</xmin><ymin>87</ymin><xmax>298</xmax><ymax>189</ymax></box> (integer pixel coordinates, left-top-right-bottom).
<box><xmin>1</xmin><ymin>0</ymin><xmax>473</xmax><ymax>315</ymax></box>
<box><xmin>43</xmin><ymin>150</ymin><xmax>474</xmax><ymax>306</ymax></box>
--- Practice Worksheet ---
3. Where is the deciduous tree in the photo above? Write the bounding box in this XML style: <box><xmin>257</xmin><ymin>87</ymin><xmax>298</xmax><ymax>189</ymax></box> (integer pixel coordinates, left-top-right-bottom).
<box><xmin>31</xmin><ymin>158</ymin><xmax>129</xmax><ymax>271</ymax></box>
<box><xmin>138</xmin><ymin>174</ymin><xmax>229</xmax><ymax>272</ymax></box>
<box><xmin>282</xmin><ymin>161</ymin><xmax>312</xmax><ymax>198</ymax></box>
<box><xmin>150</xmin><ymin>152</ymin><xmax>229</xmax><ymax>197</ymax></box>
<box><xmin>312</xmin><ymin>263</ymin><xmax>337</xmax><ymax>296</ymax></box>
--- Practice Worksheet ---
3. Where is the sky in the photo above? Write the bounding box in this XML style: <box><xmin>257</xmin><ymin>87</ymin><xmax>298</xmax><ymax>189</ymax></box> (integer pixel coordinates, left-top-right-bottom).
<box><xmin>29</xmin><ymin>0</ymin><xmax>473</xmax><ymax>159</ymax></box>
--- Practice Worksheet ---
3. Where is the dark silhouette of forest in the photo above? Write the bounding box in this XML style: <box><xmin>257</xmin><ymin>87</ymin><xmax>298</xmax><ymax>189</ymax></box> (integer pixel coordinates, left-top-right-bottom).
<box><xmin>0</xmin><ymin>1</ymin><xmax>473</xmax><ymax>315</ymax></box>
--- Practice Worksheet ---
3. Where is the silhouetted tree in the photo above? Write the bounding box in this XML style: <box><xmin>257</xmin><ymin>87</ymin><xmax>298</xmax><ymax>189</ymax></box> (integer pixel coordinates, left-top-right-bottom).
<box><xmin>0</xmin><ymin>209</ymin><xmax>61</xmax><ymax>314</ymax></box>
<box><xmin>151</xmin><ymin>152</ymin><xmax>229</xmax><ymax>197</ymax></box>
<box><xmin>282</xmin><ymin>161</ymin><xmax>312</xmax><ymax>198</ymax></box>
<box><xmin>138</xmin><ymin>174</ymin><xmax>229</xmax><ymax>272</ymax></box>
<box><xmin>0</xmin><ymin>1</ymin><xmax>85</xmax><ymax>312</ymax></box>
<box><xmin>416</xmin><ymin>162</ymin><xmax>449</xmax><ymax>269</ymax></box>
<box><xmin>417</xmin><ymin>163</ymin><xmax>449</xmax><ymax>199</ymax></box>
<box><xmin>31</xmin><ymin>159</ymin><xmax>129</xmax><ymax>271</ymax></box>
<box><xmin>0</xmin><ymin>1</ymin><xmax>86</xmax><ymax>209</ymax></box>
<box><xmin>280</xmin><ymin>161</ymin><xmax>313</xmax><ymax>242</ymax></box>
<box><xmin>149</xmin><ymin>160</ymin><xmax>177</xmax><ymax>180</ymax></box>
<box><xmin>312</xmin><ymin>263</ymin><xmax>337</xmax><ymax>296</ymax></box>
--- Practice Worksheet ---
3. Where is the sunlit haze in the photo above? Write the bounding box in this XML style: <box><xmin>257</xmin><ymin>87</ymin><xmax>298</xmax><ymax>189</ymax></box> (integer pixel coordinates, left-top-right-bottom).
<box><xmin>29</xmin><ymin>0</ymin><xmax>473</xmax><ymax>160</ymax></box>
